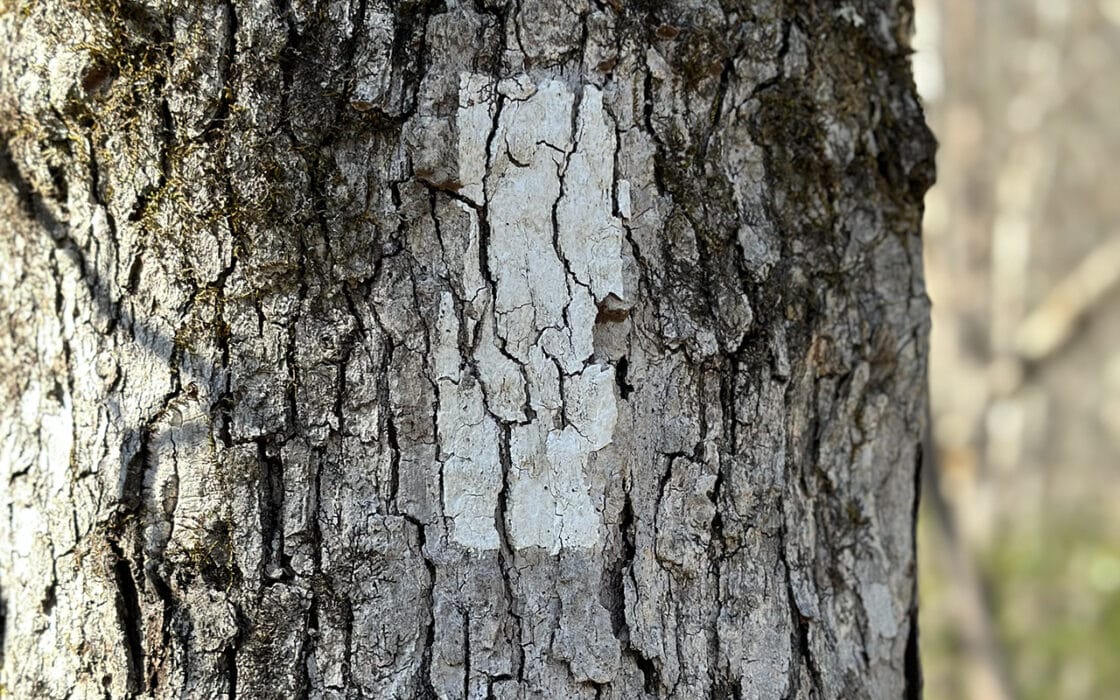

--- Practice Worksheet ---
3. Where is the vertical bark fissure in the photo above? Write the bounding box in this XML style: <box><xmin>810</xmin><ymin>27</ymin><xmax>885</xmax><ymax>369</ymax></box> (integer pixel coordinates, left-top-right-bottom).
<box><xmin>904</xmin><ymin>398</ymin><xmax>930</xmax><ymax>699</ymax></box>
<box><xmin>494</xmin><ymin>421</ymin><xmax>525</xmax><ymax>680</ymax></box>
<box><xmin>256</xmin><ymin>438</ymin><xmax>287</xmax><ymax>580</ymax></box>
<box><xmin>414</xmin><ymin>517</ymin><xmax>440</xmax><ymax>698</ymax></box>
<box><xmin>110</xmin><ymin>541</ymin><xmax>146</xmax><ymax>697</ymax></box>
<box><xmin>461</xmin><ymin>608</ymin><xmax>472</xmax><ymax>698</ymax></box>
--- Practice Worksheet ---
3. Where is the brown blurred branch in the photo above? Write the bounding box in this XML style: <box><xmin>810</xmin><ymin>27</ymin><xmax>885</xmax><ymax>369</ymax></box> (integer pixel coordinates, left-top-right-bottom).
<box><xmin>923</xmin><ymin>421</ymin><xmax>1017</xmax><ymax>700</ymax></box>
<box><xmin>1013</xmin><ymin>235</ymin><xmax>1120</xmax><ymax>363</ymax></box>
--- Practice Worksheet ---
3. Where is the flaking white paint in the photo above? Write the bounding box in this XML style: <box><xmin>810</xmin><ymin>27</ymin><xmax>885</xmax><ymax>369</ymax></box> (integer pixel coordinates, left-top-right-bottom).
<box><xmin>437</xmin><ymin>372</ymin><xmax>503</xmax><ymax>551</ymax></box>
<box><xmin>456</xmin><ymin>72</ymin><xmax>493</xmax><ymax>205</ymax></box>
<box><xmin>440</xmin><ymin>74</ymin><xmax>625</xmax><ymax>551</ymax></box>
<box><xmin>435</xmin><ymin>289</ymin><xmax>503</xmax><ymax>550</ymax></box>
<box><xmin>557</xmin><ymin>86</ymin><xmax>626</xmax><ymax>304</ymax></box>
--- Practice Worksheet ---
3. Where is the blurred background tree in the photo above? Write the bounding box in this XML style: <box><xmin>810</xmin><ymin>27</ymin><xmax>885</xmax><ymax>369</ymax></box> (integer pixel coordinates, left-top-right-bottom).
<box><xmin>913</xmin><ymin>1</ymin><xmax>1120</xmax><ymax>698</ymax></box>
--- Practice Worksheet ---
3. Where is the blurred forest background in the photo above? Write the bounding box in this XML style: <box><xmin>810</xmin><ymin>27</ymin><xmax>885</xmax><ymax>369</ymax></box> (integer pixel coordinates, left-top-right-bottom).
<box><xmin>912</xmin><ymin>0</ymin><xmax>1120</xmax><ymax>698</ymax></box>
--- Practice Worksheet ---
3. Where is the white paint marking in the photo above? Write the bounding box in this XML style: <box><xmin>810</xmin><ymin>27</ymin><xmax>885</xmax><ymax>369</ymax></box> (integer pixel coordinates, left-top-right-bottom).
<box><xmin>443</xmin><ymin>74</ymin><xmax>628</xmax><ymax>552</ymax></box>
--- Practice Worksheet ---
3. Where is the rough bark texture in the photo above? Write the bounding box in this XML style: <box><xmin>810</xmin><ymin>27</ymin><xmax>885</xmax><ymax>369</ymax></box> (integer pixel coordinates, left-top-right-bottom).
<box><xmin>0</xmin><ymin>0</ymin><xmax>934</xmax><ymax>698</ymax></box>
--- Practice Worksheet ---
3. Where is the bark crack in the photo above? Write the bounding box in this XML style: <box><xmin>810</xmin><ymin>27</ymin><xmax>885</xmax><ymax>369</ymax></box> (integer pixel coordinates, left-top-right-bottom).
<box><xmin>110</xmin><ymin>540</ymin><xmax>146</xmax><ymax>697</ymax></box>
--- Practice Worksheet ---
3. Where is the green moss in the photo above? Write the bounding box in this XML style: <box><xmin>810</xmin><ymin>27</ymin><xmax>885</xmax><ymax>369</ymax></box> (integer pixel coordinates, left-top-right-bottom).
<box><xmin>672</xmin><ymin>28</ymin><xmax>729</xmax><ymax>89</ymax></box>
<box><xmin>750</xmin><ymin>80</ymin><xmax>835</xmax><ymax>231</ymax></box>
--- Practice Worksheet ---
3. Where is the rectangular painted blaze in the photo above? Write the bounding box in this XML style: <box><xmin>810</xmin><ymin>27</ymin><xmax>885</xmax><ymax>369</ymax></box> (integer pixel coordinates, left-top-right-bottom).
<box><xmin>436</xmin><ymin>74</ymin><xmax>627</xmax><ymax>553</ymax></box>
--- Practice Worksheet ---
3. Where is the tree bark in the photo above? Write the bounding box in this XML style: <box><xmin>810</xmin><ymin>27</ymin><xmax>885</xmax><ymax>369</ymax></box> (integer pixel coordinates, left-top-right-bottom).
<box><xmin>0</xmin><ymin>0</ymin><xmax>934</xmax><ymax>697</ymax></box>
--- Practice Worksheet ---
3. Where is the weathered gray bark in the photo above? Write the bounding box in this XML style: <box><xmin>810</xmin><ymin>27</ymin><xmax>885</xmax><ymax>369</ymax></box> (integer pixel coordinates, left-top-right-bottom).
<box><xmin>0</xmin><ymin>0</ymin><xmax>934</xmax><ymax>697</ymax></box>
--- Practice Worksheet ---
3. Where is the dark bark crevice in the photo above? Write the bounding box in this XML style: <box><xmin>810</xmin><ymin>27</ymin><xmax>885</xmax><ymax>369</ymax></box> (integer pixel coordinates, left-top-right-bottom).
<box><xmin>110</xmin><ymin>540</ymin><xmax>146</xmax><ymax>696</ymax></box>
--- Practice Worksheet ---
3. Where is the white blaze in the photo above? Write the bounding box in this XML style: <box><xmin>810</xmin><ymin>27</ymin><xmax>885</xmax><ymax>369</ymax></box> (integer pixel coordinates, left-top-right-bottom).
<box><xmin>437</xmin><ymin>74</ymin><xmax>627</xmax><ymax>552</ymax></box>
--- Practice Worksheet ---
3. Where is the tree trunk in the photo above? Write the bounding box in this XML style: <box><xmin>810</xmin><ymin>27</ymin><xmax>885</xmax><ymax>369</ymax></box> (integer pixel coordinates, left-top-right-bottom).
<box><xmin>0</xmin><ymin>0</ymin><xmax>934</xmax><ymax>697</ymax></box>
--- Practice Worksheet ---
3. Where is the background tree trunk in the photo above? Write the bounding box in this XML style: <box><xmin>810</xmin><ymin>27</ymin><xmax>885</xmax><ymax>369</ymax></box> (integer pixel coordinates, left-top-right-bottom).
<box><xmin>0</xmin><ymin>0</ymin><xmax>934</xmax><ymax>697</ymax></box>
